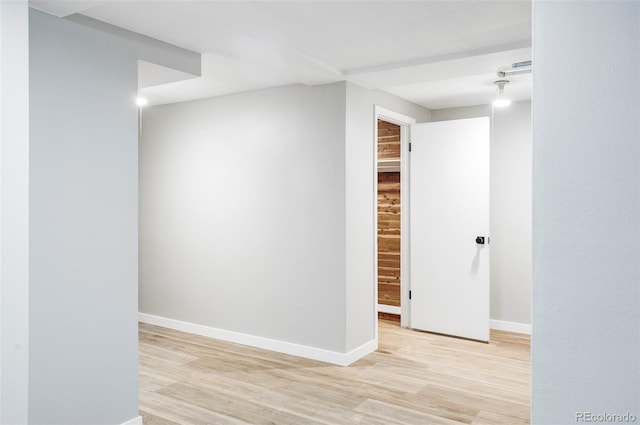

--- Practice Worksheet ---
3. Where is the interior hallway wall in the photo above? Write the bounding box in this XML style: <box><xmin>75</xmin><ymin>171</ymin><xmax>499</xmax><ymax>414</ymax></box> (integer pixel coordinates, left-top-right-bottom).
<box><xmin>140</xmin><ymin>81</ymin><xmax>432</xmax><ymax>360</ymax></box>
<box><xmin>0</xmin><ymin>0</ymin><xmax>30</xmax><ymax>422</ymax></box>
<box><xmin>29</xmin><ymin>10</ymin><xmax>139</xmax><ymax>424</ymax></box>
<box><xmin>345</xmin><ymin>83</ymin><xmax>431</xmax><ymax>351</ymax></box>
<box><xmin>431</xmin><ymin>101</ymin><xmax>532</xmax><ymax>329</ymax></box>
<box><xmin>140</xmin><ymin>83</ymin><xmax>348</xmax><ymax>353</ymax></box>
<box><xmin>532</xmin><ymin>1</ymin><xmax>639</xmax><ymax>423</ymax></box>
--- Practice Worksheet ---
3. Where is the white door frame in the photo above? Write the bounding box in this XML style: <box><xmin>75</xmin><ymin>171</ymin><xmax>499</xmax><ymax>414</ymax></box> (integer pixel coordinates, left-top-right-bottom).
<box><xmin>374</xmin><ymin>106</ymin><xmax>415</xmax><ymax>330</ymax></box>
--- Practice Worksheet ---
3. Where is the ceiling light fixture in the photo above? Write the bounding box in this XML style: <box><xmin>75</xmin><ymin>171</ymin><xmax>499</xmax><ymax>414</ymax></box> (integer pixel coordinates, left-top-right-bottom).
<box><xmin>136</xmin><ymin>97</ymin><xmax>148</xmax><ymax>107</ymax></box>
<box><xmin>492</xmin><ymin>80</ymin><xmax>511</xmax><ymax>108</ymax></box>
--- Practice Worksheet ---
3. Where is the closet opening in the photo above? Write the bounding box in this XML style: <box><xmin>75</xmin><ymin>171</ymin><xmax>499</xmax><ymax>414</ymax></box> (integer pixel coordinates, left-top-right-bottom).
<box><xmin>374</xmin><ymin>106</ymin><xmax>415</xmax><ymax>336</ymax></box>
<box><xmin>376</xmin><ymin>119</ymin><xmax>402</xmax><ymax>322</ymax></box>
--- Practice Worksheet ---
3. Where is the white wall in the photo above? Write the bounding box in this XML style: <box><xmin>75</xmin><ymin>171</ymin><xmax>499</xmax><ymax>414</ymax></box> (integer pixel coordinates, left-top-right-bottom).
<box><xmin>431</xmin><ymin>101</ymin><xmax>532</xmax><ymax>328</ymax></box>
<box><xmin>140</xmin><ymin>83</ymin><xmax>348</xmax><ymax>353</ymax></box>
<box><xmin>29</xmin><ymin>10</ymin><xmax>139</xmax><ymax>424</ymax></box>
<box><xmin>140</xmin><ymin>81</ymin><xmax>432</xmax><ymax>360</ymax></box>
<box><xmin>344</xmin><ymin>83</ymin><xmax>431</xmax><ymax>350</ymax></box>
<box><xmin>532</xmin><ymin>1</ymin><xmax>639</xmax><ymax>423</ymax></box>
<box><xmin>0</xmin><ymin>1</ymin><xmax>30</xmax><ymax>423</ymax></box>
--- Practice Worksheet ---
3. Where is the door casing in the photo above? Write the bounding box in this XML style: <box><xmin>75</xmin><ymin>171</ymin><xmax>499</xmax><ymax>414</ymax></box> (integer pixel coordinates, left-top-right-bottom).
<box><xmin>374</xmin><ymin>106</ymin><xmax>415</xmax><ymax>334</ymax></box>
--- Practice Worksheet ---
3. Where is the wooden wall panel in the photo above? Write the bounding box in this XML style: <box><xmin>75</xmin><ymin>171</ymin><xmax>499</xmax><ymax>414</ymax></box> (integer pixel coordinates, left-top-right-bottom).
<box><xmin>377</xmin><ymin>119</ymin><xmax>401</xmax><ymax>160</ymax></box>
<box><xmin>378</xmin><ymin>170</ymin><xmax>401</xmax><ymax>308</ymax></box>
<box><xmin>377</xmin><ymin>119</ymin><xmax>401</xmax><ymax>312</ymax></box>
<box><xmin>378</xmin><ymin>312</ymin><xmax>401</xmax><ymax>322</ymax></box>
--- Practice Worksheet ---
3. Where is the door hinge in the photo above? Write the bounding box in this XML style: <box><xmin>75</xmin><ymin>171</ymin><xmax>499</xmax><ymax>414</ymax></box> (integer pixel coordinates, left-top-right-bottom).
<box><xmin>409</xmin><ymin>142</ymin><xmax>412</xmax><ymax>152</ymax></box>
<box><xmin>409</xmin><ymin>290</ymin><xmax>412</xmax><ymax>300</ymax></box>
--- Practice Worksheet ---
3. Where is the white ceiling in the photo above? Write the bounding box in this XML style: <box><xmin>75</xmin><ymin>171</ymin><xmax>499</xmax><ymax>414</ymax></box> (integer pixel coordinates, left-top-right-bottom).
<box><xmin>30</xmin><ymin>0</ymin><xmax>533</xmax><ymax>110</ymax></box>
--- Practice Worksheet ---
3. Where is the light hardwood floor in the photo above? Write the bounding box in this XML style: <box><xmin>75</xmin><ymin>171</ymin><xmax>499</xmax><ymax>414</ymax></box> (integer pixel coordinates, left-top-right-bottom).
<box><xmin>139</xmin><ymin>320</ymin><xmax>530</xmax><ymax>425</ymax></box>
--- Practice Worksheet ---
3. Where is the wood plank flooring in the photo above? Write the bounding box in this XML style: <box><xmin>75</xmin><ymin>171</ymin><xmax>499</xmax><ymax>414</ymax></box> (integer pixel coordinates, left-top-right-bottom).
<box><xmin>139</xmin><ymin>320</ymin><xmax>530</xmax><ymax>425</ymax></box>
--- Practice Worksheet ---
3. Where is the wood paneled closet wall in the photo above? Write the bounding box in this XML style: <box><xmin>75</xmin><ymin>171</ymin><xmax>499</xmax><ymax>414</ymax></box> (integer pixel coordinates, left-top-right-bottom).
<box><xmin>377</xmin><ymin>120</ymin><xmax>401</xmax><ymax>317</ymax></box>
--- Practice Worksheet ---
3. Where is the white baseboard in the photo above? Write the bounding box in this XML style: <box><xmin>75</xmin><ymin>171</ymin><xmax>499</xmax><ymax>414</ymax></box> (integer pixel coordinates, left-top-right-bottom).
<box><xmin>377</xmin><ymin>304</ymin><xmax>401</xmax><ymax>315</ymax></box>
<box><xmin>490</xmin><ymin>319</ymin><xmax>531</xmax><ymax>335</ymax></box>
<box><xmin>120</xmin><ymin>416</ymin><xmax>142</xmax><ymax>425</ymax></box>
<box><xmin>344</xmin><ymin>339</ymin><xmax>378</xmax><ymax>365</ymax></box>
<box><xmin>139</xmin><ymin>313</ymin><xmax>376</xmax><ymax>366</ymax></box>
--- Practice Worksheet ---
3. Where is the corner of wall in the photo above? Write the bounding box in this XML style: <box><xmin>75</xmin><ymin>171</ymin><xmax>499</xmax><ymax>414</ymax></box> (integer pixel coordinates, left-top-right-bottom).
<box><xmin>120</xmin><ymin>416</ymin><xmax>143</xmax><ymax>425</ymax></box>
<box><xmin>0</xmin><ymin>1</ymin><xmax>30</xmax><ymax>423</ymax></box>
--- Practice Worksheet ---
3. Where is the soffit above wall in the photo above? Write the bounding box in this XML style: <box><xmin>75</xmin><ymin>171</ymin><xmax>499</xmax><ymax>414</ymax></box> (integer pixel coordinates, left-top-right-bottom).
<box><xmin>29</xmin><ymin>0</ymin><xmax>532</xmax><ymax>109</ymax></box>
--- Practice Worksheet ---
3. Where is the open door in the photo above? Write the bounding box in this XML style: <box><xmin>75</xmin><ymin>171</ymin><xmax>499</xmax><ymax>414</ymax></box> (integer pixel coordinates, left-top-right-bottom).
<box><xmin>409</xmin><ymin>117</ymin><xmax>490</xmax><ymax>342</ymax></box>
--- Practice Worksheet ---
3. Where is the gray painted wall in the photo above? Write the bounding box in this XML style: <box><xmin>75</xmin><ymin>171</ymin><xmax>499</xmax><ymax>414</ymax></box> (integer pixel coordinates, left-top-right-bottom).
<box><xmin>140</xmin><ymin>81</ymin><xmax>432</xmax><ymax>356</ymax></box>
<box><xmin>29</xmin><ymin>10</ymin><xmax>139</xmax><ymax>424</ymax></box>
<box><xmin>532</xmin><ymin>1</ymin><xmax>639</xmax><ymax>423</ymax></box>
<box><xmin>344</xmin><ymin>83</ymin><xmax>431</xmax><ymax>350</ymax></box>
<box><xmin>140</xmin><ymin>83</ymin><xmax>348</xmax><ymax>352</ymax></box>
<box><xmin>431</xmin><ymin>101</ymin><xmax>532</xmax><ymax>327</ymax></box>
<box><xmin>0</xmin><ymin>1</ymin><xmax>30</xmax><ymax>423</ymax></box>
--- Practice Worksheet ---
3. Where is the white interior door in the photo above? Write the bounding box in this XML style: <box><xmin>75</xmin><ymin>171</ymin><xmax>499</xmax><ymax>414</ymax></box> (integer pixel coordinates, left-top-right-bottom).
<box><xmin>409</xmin><ymin>117</ymin><xmax>490</xmax><ymax>342</ymax></box>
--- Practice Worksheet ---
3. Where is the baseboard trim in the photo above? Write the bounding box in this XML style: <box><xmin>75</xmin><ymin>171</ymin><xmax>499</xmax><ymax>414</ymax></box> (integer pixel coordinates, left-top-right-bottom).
<box><xmin>490</xmin><ymin>319</ymin><xmax>531</xmax><ymax>335</ymax></box>
<box><xmin>377</xmin><ymin>304</ymin><xmax>401</xmax><ymax>315</ymax></box>
<box><xmin>120</xmin><ymin>416</ymin><xmax>142</xmax><ymax>425</ymax></box>
<box><xmin>344</xmin><ymin>339</ymin><xmax>378</xmax><ymax>365</ymax></box>
<box><xmin>139</xmin><ymin>313</ymin><xmax>375</xmax><ymax>366</ymax></box>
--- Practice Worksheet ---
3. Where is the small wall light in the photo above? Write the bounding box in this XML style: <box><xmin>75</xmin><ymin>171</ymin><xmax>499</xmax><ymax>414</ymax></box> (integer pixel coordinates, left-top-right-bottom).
<box><xmin>136</xmin><ymin>97</ymin><xmax>148</xmax><ymax>107</ymax></box>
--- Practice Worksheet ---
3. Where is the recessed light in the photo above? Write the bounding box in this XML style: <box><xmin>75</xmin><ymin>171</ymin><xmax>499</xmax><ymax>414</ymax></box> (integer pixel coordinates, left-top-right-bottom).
<box><xmin>136</xmin><ymin>97</ymin><xmax>148</xmax><ymax>107</ymax></box>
